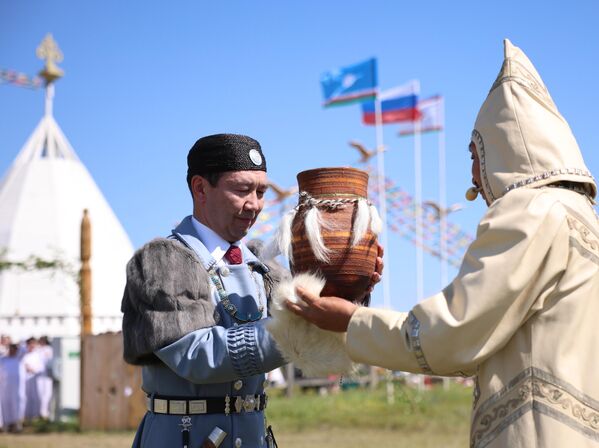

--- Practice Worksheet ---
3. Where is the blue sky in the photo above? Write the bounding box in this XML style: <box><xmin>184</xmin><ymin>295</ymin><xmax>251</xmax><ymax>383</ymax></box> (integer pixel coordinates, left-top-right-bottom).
<box><xmin>1</xmin><ymin>1</ymin><xmax>598</xmax><ymax>311</ymax></box>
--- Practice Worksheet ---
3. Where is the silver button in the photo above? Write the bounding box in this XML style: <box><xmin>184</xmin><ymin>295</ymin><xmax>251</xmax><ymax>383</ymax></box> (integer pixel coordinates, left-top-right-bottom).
<box><xmin>234</xmin><ymin>380</ymin><xmax>243</xmax><ymax>391</ymax></box>
<box><xmin>219</xmin><ymin>266</ymin><xmax>230</xmax><ymax>277</ymax></box>
<box><xmin>235</xmin><ymin>437</ymin><xmax>242</xmax><ymax>447</ymax></box>
<box><xmin>243</xmin><ymin>395</ymin><xmax>256</xmax><ymax>412</ymax></box>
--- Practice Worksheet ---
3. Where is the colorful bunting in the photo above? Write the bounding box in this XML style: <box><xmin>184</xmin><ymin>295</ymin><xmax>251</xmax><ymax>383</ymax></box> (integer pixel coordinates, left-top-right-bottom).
<box><xmin>0</xmin><ymin>69</ymin><xmax>43</xmax><ymax>89</ymax></box>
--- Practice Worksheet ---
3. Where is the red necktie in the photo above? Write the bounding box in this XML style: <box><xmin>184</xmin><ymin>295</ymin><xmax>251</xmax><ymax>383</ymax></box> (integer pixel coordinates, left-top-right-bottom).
<box><xmin>224</xmin><ymin>245</ymin><xmax>243</xmax><ymax>265</ymax></box>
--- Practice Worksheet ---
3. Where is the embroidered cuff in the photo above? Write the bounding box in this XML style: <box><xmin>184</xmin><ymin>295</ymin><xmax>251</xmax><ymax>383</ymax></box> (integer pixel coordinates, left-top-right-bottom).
<box><xmin>226</xmin><ymin>325</ymin><xmax>261</xmax><ymax>378</ymax></box>
<box><xmin>405</xmin><ymin>312</ymin><xmax>434</xmax><ymax>374</ymax></box>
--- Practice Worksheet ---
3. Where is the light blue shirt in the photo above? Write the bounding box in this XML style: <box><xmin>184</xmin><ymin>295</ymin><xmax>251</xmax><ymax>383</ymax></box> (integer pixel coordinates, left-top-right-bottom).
<box><xmin>191</xmin><ymin>216</ymin><xmax>241</xmax><ymax>266</ymax></box>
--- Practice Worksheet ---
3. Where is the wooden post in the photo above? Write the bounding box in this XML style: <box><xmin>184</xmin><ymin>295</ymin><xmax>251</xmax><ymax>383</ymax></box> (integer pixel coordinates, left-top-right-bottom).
<box><xmin>80</xmin><ymin>208</ymin><xmax>92</xmax><ymax>335</ymax></box>
<box><xmin>80</xmin><ymin>209</ymin><xmax>92</xmax><ymax>427</ymax></box>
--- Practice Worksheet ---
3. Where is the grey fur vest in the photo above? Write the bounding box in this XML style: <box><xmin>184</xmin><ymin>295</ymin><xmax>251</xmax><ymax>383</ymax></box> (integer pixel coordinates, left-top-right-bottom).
<box><xmin>121</xmin><ymin>237</ymin><xmax>287</xmax><ymax>365</ymax></box>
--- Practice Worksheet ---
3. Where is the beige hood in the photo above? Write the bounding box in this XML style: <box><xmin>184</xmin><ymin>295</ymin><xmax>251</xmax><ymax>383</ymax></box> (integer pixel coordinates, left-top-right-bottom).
<box><xmin>472</xmin><ymin>39</ymin><xmax>596</xmax><ymax>204</ymax></box>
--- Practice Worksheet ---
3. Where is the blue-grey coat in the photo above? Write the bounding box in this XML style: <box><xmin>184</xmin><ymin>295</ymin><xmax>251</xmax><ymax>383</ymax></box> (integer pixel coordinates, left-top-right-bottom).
<box><xmin>122</xmin><ymin>216</ymin><xmax>286</xmax><ymax>448</ymax></box>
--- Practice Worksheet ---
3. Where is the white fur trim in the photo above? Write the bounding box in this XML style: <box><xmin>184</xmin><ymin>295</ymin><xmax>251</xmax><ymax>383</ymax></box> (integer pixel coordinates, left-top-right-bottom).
<box><xmin>264</xmin><ymin>208</ymin><xmax>296</xmax><ymax>262</ymax></box>
<box><xmin>351</xmin><ymin>199</ymin><xmax>370</xmax><ymax>247</ymax></box>
<box><xmin>267</xmin><ymin>272</ymin><xmax>353</xmax><ymax>376</ymax></box>
<box><xmin>369</xmin><ymin>204</ymin><xmax>383</xmax><ymax>235</ymax></box>
<box><xmin>304</xmin><ymin>207</ymin><xmax>331</xmax><ymax>263</ymax></box>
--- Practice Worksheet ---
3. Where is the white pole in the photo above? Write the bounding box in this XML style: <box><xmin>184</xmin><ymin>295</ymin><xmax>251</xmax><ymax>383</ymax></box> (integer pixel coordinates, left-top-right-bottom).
<box><xmin>374</xmin><ymin>96</ymin><xmax>390</xmax><ymax>310</ymax></box>
<box><xmin>439</xmin><ymin>97</ymin><xmax>447</xmax><ymax>288</ymax></box>
<box><xmin>45</xmin><ymin>83</ymin><xmax>54</xmax><ymax>117</ymax></box>
<box><xmin>437</xmin><ymin>97</ymin><xmax>450</xmax><ymax>391</ymax></box>
<box><xmin>413</xmin><ymin>82</ymin><xmax>425</xmax><ymax>393</ymax></box>
<box><xmin>374</xmin><ymin>93</ymin><xmax>394</xmax><ymax>405</ymax></box>
<box><xmin>415</xmin><ymin>118</ymin><xmax>423</xmax><ymax>302</ymax></box>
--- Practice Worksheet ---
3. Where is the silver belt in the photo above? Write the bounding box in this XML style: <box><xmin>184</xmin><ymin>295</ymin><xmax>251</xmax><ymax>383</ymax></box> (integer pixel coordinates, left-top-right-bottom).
<box><xmin>147</xmin><ymin>393</ymin><xmax>267</xmax><ymax>415</ymax></box>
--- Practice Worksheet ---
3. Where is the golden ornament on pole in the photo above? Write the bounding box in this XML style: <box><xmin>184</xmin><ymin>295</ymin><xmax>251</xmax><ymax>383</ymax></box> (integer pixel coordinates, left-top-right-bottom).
<box><xmin>36</xmin><ymin>33</ymin><xmax>64</xmax><ymax>85</ymax></box>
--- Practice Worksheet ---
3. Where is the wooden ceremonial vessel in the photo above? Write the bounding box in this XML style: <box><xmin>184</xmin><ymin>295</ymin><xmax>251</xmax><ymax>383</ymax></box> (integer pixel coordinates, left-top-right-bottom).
<box><xmin>290</xmin><ymin>167</ymin><xmax>378</xmax><ymax>303</ymax></box>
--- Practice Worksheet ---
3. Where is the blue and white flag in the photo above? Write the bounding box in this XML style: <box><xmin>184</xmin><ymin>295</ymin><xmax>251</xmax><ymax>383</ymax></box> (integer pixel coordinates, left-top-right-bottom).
<box><xmin>320</xmin><ymin>58</ymin><xmax>378</xmax><ymax>108</ymax></box>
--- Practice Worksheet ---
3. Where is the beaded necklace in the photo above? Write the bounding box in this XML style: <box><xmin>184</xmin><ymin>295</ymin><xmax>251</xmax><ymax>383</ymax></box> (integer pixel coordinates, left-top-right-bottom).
<box><xmin>207</xmin><ymin>262</ymin><xmax>265</xmax><ymax>323</ymax></box>
<box><xmin>169</xmin><ymin>232</ymin><xmax>266</xmax><ymax>323</ymax></box>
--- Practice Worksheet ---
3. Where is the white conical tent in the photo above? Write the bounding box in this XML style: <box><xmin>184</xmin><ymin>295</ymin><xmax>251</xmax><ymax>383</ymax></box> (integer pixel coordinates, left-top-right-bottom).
<box><xmin>0</xmin><ymin>88</ymin><xmax>133</xmax><ymax>340</ymax></box>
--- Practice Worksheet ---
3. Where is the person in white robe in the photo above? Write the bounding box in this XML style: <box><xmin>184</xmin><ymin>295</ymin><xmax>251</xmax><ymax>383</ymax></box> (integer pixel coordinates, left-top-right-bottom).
<box><xmin>36</xmin><ymin>336</ymin><xmax>53</xmax><ymax>419</ymax></box>
<box><xmin>0</xmin><ymin>335</ymin><xmax>10</xmax><ymax>430</ymax></box>
<box><xmin>0</xmin><ymin>335</ymin><xmax>9</xmax><ymax>357</ymax></box>
<box><xmin>280</xmin><ymin>39</ymin><xmax>599</xmax><ymax>448</ymax></box>
<box><xmin>0</xmin><ymin>358</ymin><xmax>4</xmax><ymax>431</ymax></box>
<box><xmin>0</xmin><ymin>344</ymin><xmax>26</xmax><ymax>432</ymax></box>
<box><xmin>23</xmin><ymin>338</ymin><xmax>43</xmax><ymax>421</ymax></box>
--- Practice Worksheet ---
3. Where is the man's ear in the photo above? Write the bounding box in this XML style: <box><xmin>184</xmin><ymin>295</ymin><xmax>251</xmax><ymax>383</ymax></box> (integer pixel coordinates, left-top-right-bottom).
<box><xmin>191</xmin><ymin>175</ymin><xmax>208</xmax><ymax>204</ymax></box>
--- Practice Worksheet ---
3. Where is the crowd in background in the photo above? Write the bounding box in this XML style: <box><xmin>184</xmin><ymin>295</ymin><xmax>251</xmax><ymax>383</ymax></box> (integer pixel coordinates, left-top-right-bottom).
<box><xmin>0</xmin><ymin>335</ymin><xmax>54</xmax><ymax>433</ymax></box>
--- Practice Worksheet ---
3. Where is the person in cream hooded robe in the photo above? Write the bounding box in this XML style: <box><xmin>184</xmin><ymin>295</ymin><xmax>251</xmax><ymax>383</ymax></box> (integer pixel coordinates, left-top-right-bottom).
<box><xmin>283</xmin><ymin>39</ymin><xmax>599</xmax><ymax>447</ymax></box>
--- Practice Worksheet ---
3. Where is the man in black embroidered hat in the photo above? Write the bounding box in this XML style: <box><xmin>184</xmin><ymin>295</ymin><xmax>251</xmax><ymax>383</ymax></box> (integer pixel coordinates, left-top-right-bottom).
<box><xmin>122</xmin><ymin>133</ymin><xmax>286</xmax><ymax>448</ymax></box>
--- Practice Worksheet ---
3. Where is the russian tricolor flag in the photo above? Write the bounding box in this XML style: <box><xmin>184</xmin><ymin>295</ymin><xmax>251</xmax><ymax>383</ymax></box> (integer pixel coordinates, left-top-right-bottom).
<box><xmin>361</xmin><ymin>80</ymin><xmax>420</xmax><ymax>125</ymax></box>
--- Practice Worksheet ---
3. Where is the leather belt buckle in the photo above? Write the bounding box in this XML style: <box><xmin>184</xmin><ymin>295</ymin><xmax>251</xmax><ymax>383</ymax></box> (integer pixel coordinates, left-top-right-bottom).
<box><xmin>153</xmin><ymin>398</ymin><xmax>168</xmax><ymax>414</ymax></box>
<box><xmin>189</xmin><ymin>400</ymin><xmax>207</xmax><ymax>414</ymax></box>
<box><xmin>169</xmin><ymin>400</ymin><xmax>186</xmax><ymax>415</ymax></box>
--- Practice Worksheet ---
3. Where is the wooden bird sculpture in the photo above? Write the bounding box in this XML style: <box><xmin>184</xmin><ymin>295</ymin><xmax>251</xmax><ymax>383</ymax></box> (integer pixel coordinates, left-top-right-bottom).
<box><xmin>348</xmin><ymin>140</ymin><xmax>385</xmax><ymax>164</ymax></box>
<box><xmin>423</xmin><ymin>201</ymin><xmax>463</xmax><ymax>219</ymax></box>
<box><xmin>268</xmin><ymin>181</ymin><xmax>297</xmax><ymax>203</ymax></box>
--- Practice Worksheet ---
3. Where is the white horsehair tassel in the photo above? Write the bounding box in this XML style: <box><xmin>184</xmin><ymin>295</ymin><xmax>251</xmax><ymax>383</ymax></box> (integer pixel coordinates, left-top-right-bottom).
<box><xmin>369</xmin><ymin>204</ymin><xmax>383</xmax><ymax>235</ymax></box>
<box><xmin>304</xmin><ymin>206</ymin><xmax>331</xmax><ymax>263</ymax></box>
<box><xmin>351</xmin><ymin>199</ymin><xmax>370</xmax><ymax>247</ymax></box>
<box><xmin>264</xmin><ymin>208</ymin><xmax>297</xmax><ymax>262</ymax></box>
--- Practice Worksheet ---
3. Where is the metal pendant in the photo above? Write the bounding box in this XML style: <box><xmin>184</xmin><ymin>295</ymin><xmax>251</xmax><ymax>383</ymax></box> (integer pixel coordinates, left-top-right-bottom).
<box><xmin>209</xmin><ymin>268</ymin><xmax>263</xmax><ymax>323</ymax></box>
<box><xmin>179</xmin><ymin>416</ymin><xmax>192</xmax><ymax>448</ymax></box>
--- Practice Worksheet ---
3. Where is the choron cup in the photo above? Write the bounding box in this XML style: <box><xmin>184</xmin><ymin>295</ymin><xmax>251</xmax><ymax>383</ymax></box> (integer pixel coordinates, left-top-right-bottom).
<box><xmin>270</xmin><ymin>167</ymin><xmax>382</xmax><ymax>303</ymax></box>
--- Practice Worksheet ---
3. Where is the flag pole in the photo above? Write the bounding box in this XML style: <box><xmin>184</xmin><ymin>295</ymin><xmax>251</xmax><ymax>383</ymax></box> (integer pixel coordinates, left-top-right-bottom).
<box><xmin>437</xmin><ymin>97</ymin><xmax>450</xmax><ymax>391</ymax></box>
<box><xmin>439</xmin><ymin>97</ymin><xmax>448</xmax><ymax>289</ymax></box>
<box><xmin>412</xmin><ymin>83</ymin><xmax>425</xmax><ymax>391</ymax></box>
<box><xmin>374</xmin><ymin>94</ymin><xmax>390</xmax><ymax>310</ymax></box>
<box><xmin>413</xmin><ymin>82</ymin><xmax>425</xmax><ymax>392</ymax></box>
<box><xmin>374</xmin><ymin>91</ymin><xmax>395</xmax><ymax>405</ymax></box>
<box><xmin>414</xmin><ymin>83</ymin><xmax>423</xmax><ymax>303</ymax></box>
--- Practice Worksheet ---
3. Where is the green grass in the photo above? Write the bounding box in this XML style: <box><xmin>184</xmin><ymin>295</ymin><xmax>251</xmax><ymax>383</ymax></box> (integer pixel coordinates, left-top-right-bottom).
<box><xmin>27</xmin><ymin>418</ymin><xmax>80</xmax><ymax>433</ymax></box>
<box><xmin>0</xmin><ymin>383</ymin><xmax>473</xmax><ymax>448</ymax></box>
<box><xmin>266</xmin><ymin>381</ymin><xmax>473</xmax><ymax>433</ymax></box>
